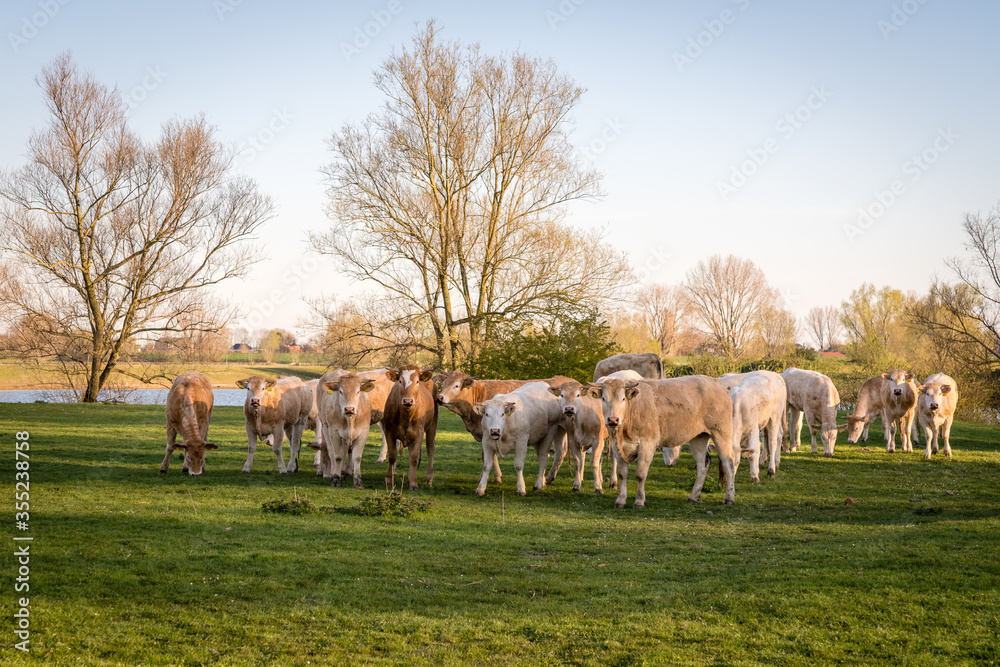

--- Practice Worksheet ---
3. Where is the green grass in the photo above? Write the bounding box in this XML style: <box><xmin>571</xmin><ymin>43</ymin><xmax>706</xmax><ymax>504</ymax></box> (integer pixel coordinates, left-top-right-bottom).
<box><xmin>2</xmin><ymin>403</ymin><xmax>999</xmax><ymax>665</ymax></box>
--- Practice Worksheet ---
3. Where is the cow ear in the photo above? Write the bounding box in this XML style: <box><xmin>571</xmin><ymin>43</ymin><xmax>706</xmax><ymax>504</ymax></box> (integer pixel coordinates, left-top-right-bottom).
<box><xmin>265</xmin><ymin>379</ymin><xmax>277</xmax><ymax>388</ymax></box>
<box><xmin>461</xmin><ymin>377</ymin><xmax>475</xmax><ymax>388</ymax></box>
<box><xmin>917</xmin><ymin>384</ymin><xmax>926</xmax><ymax>394</ymax></box>
<box><xmin>472</xmin><ymin>402</ymin><xmax>484</xmax><ymax>416</ymax></box>
<box><xmin>547</xmin><ymin>386</ymin><xmax>562</xmax><ymax>397</ymax></box>
<box><xmin>173</xmin><ymin>443</ymin><xmax>188</xmax><ymax>450</ymax></box>
<box><xmin>835</xmin><ymin>424</ymin><xmax>849</xmax><ymax>431</ymax></box>
<box><xmin>587</xmin><ymin>384</ymin><xmax>602</xmax><ymax>399</ymax></box>
<box><xmin>503</xmin><ymin>402</ymin><xmax>517</xmax><ymax>416</ymax></box>
<box><xmin>204</xmin><ymin>442</ymin><xmax>218</xmax><ymax>450</ymax></box>
<box><xmin>941</xmin><ymin>384</ymin><xmax>952</xmax><ymax>395</ymax></box>
<box><xmin>881</xmin><ymin>372</ymin><xmax>890</xmax><ymax>380</ymax></box>
<box><xmin>432</xmin><ymin>373</ymin><xmax>446</xmax><ymax>385</ymax></box>
<box><xmin>236</xmin><ymin>378</ymin><xmax>250</xmax><ymax>389</ymax></box>
<box><xmin>360</xmin><ymin>380</ymin><xmax>375</xmax><ymax>392</ymax></box>
<box><xmin>905</xmin><ymin>372</ymin><xmax>914</xmax><ymax>381</ymax></box>
<box><xmin>324</xmin><ymin>381</ymin><xmax>339</xmax><ymax>394</ymax></box>
<box><xmin>625</xmin><ymin>386</ymin><xmax>640</xmax><ymax>400</ymax></box>
<box><xmin>386</xmin><ymin>369</ymin><xmax>400</xmax><ymax>382</ymax></box>
<box><xmin>419</xmin><ymin>370</ymin><xmax>433</xmax><ymax>382</ymax></box>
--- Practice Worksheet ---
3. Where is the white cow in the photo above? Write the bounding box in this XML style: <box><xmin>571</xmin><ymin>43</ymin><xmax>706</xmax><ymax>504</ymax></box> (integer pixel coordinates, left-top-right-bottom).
<box><xmin>916</xmin><ymin>373</ymin><xmax>958</xmax><ymax>460</ymax></box>
<box><xmin>472</xmin><ymin>382</ymin><xmax>566</xmax><ymax>497</ymax></box>
<box><xmin>724</xmin><ymin>370</ymin><xmax>787</xmax><ymax>481</ymax></box>
<box><xmin>780</xmin><ymin>368</ymin><xmax>844</xmax><ymax>456</ymax></box>
<box><xmin>316</xmin><ymin>371</ymin><xmax>375</xmax><ymax>487</ymax></box>
<box><xmin>880</xmin><ymin>369</ymin><xmax>918</xmax><ymax>453</ymax></box>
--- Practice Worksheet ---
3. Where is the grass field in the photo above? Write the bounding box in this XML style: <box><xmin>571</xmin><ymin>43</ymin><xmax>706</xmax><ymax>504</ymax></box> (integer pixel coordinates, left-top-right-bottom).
<box><xmin>2</xmin><ymin>403</ymin><xmax>999</xmax><ymax>665</ymax></box>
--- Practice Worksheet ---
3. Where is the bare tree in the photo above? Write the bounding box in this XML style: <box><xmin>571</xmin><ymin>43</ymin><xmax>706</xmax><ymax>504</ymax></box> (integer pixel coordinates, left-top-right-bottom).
<box><xmin>0</xmin><ymin>54</ymin><xmax>273</xmax><ymax>401</ymax></box>
<box><xmin>633</xmin><ymin>283</ymin><xmax>689</xmax><ymax>356</ymax></box>
<box><xmin>804</xmin><ymin>305</ymin><xmax>844</xmax><ymax>351</ymax></box>
<box><xmin>309</xmin><ymin>21</ymin><xmax>630</xmax><ymax>369</ymax></box>
<box><xmin>755</xmin><ymin>305</ymin><xmax>798</xmax><ymax>358</ymax></box>
<box><xmin>683</xmin><ymin>255</ymin><xmax>779</xmax><ymax>360</ymax></box>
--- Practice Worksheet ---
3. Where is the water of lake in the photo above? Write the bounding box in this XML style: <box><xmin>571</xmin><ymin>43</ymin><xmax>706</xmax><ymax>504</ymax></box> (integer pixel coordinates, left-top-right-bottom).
<box><xmin>0</xmin><ymin>388</ymin><xmax>248</xmax><ymax>406</ymax></box>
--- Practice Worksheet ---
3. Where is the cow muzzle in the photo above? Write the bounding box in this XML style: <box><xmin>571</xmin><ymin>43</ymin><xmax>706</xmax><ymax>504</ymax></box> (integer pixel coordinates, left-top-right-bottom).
<box><xmin>489</xmin><ymin>429</ymin><xmax>501</xmax><ymax>440</ymax></box>
<box><xmin>894</xmin><ymin>389</ymin><xmax>902</xmax><ymax>396</ymax></box>
<box><xmin>436</xmin><ymin>395</ymin><xmax>446</xmax><ymax>405</ymax></box>
<box><xmin>606</xmin><ymin>417</ymin><xmax>620</xmax><ymax>427</ymax></box>
<box><xmin>343</xmin><ymin>406</ymin><xmax>356</xmax><ymax>416</ymax></box>
<box><xmin>250</xmin><ymin>398</ymin><xmax>261</xmax><ymax>408</ymax></box>
<box><xmin>402</xmin><ymin>398</ymin><xmax>415</xmax><ymax>408</ymax></box>
<box><xmin>563</xmin><ymin>407</ymin><xmax>576</xmax><ymax>416</ymax></box>
<box><xmin>929</xmin><ymin>403</ymin><xmax>939</xmax><ymax>411</ymax></box>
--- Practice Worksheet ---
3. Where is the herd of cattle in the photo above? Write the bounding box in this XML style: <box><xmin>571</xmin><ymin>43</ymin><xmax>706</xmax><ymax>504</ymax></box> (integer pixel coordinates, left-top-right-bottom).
<box><xmin>158</xmin><ymin>352</ymin><xmax>960</xmax><ymax>508</ymax></box>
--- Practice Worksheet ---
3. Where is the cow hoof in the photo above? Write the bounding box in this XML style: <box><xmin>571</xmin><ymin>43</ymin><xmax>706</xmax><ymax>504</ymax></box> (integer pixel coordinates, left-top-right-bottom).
<box><xmin>924</xmin><ymin>454</ymin><xmax>931</xmax><ymax>460</ymax></box>
<box><xmin>354</xmin><ymin>481</ymin><xmax>364</xmax><ymax>489</ymax></box>
<box><xmin>331</xmin><ymin>477</ymin><xmax>342</xmax><ymax>487</ymax></box>
<box><xmin>376</xmin><ymin>457</ymin><xmax>386</xmax><ymax>463</ymax></box>
<box><xmin>409</xmin><ymin>484</ymin><xmax>418</xmax><ymax>491</ymax></box>
<box><xmin>686</xmin><ymin>498</ymin><xmax>698</xmax><ymax>504</ymax></box>
<box><xmin>633</xmin><ymin>502</ymin><xmax>645</xmax><ymax>509</ymax></box>
<box><xmin>614</xmin><ymin>502</ymin><xmax>626</xmax><ymax>509</ymax></box>
<box><xmin>517</xmin><ymin>490</ymin><xmax>527</xmax><ymax>497</ymax></box>
<box><xmin>724</xmin><ymin>498</ymin><xmax>735</xmax><ymax>505</ymax></box>
<box><xmin>475</xmin><ymin>490</ymin><xmax>486</xmax><ymax>497</ymax></box>
<box><xmin>751</xmin><ymin>477</ymin><xmax>760</xmax><ymax>484</ymax></box>
<box><xmin>159</xmin><ymin>469</ymin><xmax>167</xmax><ymax>475</ymax></box>
<box><xmin>571</xmin><ymin>487</ymin><xmax>580</xmax><ymax>494</ymax></box>
<box><xmin>767</xmin><ymin>470</ymin><xmax>775</xmax><ymax>478</ymax></box>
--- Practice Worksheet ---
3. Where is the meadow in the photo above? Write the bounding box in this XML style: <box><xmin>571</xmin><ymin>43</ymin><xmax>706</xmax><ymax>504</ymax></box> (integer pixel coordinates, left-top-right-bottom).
<box><xmin>2</xmin><ymin>402</ymin><xmax>999</xmax><ymax>665</ymax></box>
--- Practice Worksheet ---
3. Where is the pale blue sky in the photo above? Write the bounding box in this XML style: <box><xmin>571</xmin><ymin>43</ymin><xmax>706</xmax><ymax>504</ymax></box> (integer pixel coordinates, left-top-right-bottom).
<box><xmin>2</xmin><ymin>0</ymin><xmax>998</xmax><ymax>342</ymax></box>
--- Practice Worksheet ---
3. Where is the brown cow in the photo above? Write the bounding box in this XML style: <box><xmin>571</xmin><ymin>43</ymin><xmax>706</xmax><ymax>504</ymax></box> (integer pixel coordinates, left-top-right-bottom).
<box><xmin>383</xmin><ymin>365</ymin><xmax>439</xmax><ymax>490</ymax></box>
<box><xmin>881</xmin><ymin>369</ymin><xmax>918</xmax><ymax>453</ymax></box>
<box><xmin>548</xmin><ymin>380</ymin><xmax>613</xmax><ymax>493</ymax></box>
<box><xmin>845</xmin><ymin>376</ymin><xmax>885</xmax><ymax>444</ymax></box>
<box><xmin>160</xmin><ymin>372</ymin><xmax>216</xmax><ymax>475</ymax></box>
<box><xmin>589</xmin><ymin>375</ymin><xmax>737</xmax><ymax>508</ymax></box>
<box><xmin>317</xmin><ymin>371</ymin><xmax>375</xmax><ymax>487</ymax></box>
<box><xmin>436</xmin><ymin>372</ymin><xmax>573</xmax><ymax>485</ymax></box>
<box><xmin>237</xmin><ymin>376</ymin><xmax>312</xmax><ymax>474</ymax></box>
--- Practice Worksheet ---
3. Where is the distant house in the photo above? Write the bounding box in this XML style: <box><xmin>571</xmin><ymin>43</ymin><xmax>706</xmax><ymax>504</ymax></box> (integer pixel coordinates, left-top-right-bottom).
<box><xmin>820</xmin><ymin>350</ymin><xmax>847</xmax><ymax>358</ymax></box>
<box><xmin>281</xmin><ymin>344</ymin><xmax>303</xmax><ymax>354</ymax></box>
<box><xmin>232</xmin><ymin>343</ymin><xmax>252</xmax><ymax>353</ymax></box>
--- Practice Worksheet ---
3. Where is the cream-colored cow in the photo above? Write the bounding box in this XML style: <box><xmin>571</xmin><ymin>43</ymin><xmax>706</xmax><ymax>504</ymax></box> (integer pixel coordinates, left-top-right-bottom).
<box><xmin>916</xmin><ymin>373</ymin><xmax>958</xmax><ymax>460</ymax></box>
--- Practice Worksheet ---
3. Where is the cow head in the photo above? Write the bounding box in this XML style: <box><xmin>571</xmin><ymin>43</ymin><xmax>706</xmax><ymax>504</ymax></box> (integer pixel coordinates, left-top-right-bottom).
<box><xmin>324</xmin><ymin>373</ymin><xmax>375</xmax><ymax>417</ymax></box>
<box><xmin>882</xmin><ymin>369</ymin><xmax>914</xmax><ymax>397</ymax></box>
<box><xmin>919</xmin><ymin>382</ymin><xmax>952</xmax><ymax>413</ymax></box>
<box><xmin>472</xmin><ymin>400</ymin><xmax>516</xmax><ymax>441</ymax></box>
<box><xmin>845</xmin><ymin>414</ymin><xmax>867</xmax><ymax>444</ymax></box>
<box><xmin>237</xmin><ymin>376</ymin><xmax>277</xmax><ymax>414</ymax></box>
<box><xmin>390</xmin><ymin>365</ymin><xmax>433</xmax><ymax>410</ymax></box>
<box><xmin>172</xmin><ymin>438</ymin><xmax>218</xmax><ymax>476</ymax></box>
<box><xmin>437</xmin><ymin>371</ymin><xmax>475</xmax><ymax>405</ymax></box>
<box><xmin>549</xmin><ymin>381</ymin><xmax>585</xmax><ymax>417</ymax></box>
<box><xmin>589</xmin><ymin>378</ymin><xmax>640</xmax><ymax>430</ymax></box>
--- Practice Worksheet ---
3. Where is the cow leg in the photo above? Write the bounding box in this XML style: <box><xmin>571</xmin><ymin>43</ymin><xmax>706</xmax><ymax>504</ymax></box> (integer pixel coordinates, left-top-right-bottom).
<box><xmin>534</xmin><ymin>433</ymin><xmax>554</xmax><ymax>492</ymax></box>
<box><xmin>614</xmin><ymin>445</ymin><xmax>629</xmax><ymax>509</ymax></box>
<box><xmin>747</xmin><ymin>428</ymin><xmax>761</xmax><ymax>483</ymax></box>
<box><xmin>288</xmin><ymin>423</ymin><xmax>303</xmax><ymax>473</ymax></box>
<box><xmin>942</xmin><ymin>417</ymin><xmax>954</xmax><ymax>458</ymax></box>
<box><xmin>766</xmin><ymin>419</ymin><xmax>781</xmax><ymax>478</ymax></box>
<box><xmin>330</xmin><ymin>433</ymin><xmax>347</xmax><ymax>487</ymax></box>
<box><xmin>788</xmin><ymin>408</ymin><xmax>803</xmax><ymax>452</ymax></box>
<box><xmin>687</xmin><ymin>436</ymin><xmax>711</xmax><ymax>503</ymax></box>
<box><xmin>492</xmin><ymin>452</ymin><xmax>503</xmax><ymax>485</ymax></box>
<box><xmin>922</xmin><ymin>423</ymin><xmax>935</xmax><ymax>460</ymax></box>
<box><xmin>385</xmin><ymin>438</ymin><xmax>399</xmax><ymax>489</ymax></box>
<box><xmin>160</xmin><ymin>427</ymin><xmax>177</xmax><ymax>474</ymax></box>
<box><xmin>632</xmin><ymin>446</ymin><xmax>655</xmax><ymax>509</ymax></box>
<box><xmin>376</xmin><ymin>422</ymin><xmax>389</xmax><ymax>463</ymax></box>
<box><xmin>801</xmin><ymin>410</ymin><xmax>818</xmax><ymax>454</ymax></box>
<box><xmin>319</xmin><ymin>423</ymin><xmax>334</xmax><ymax>478</ymax></box>
<box><xmin>591</xmin><ymin>437</ymin><xmax>606</xmax><ymax>494</ymax></box>
<box><xmin>883</xmin><ymin>409</ymin><xmax>896</xmax><ymax>452</ymax></box>
<box><xmin>407</xmin><ymin>440</ymin><xmax>421</xmax><ymax>491</ymax></box>
<box><xmin>271</xmin><ymin>424</ymin><xmax>288</xmax><ymax>474</ymax></box>
<box><xmin>351</xmin><ymin>435</ymin><xmax>365</xmax><ymax>488</ymax></box>
<box><xmin>545</xmin><ymin>430</ymin><xmax>568</xmax><ymax>485</ymax></box>
<box><xmin>242</xmin><ymin>423</ymin><xmax>257</xmax><ymax>473</ymax></box>
<box><xmin>514</xmin><ymin>439</ymin><xmax>529</xmax><ymax>496</ymax></box>
<box><xmin>662</xmin><ymin>445</ymin><xmax>682</xmax><ymax>467</ymax></box>
<box><xmin>476</xmin><ymin>443</ymin><xmax>496</xmax><ymax>497</ymax></box>
<box><xmin>569</xmin><ymin>438</ymin><xmax>585</xmax><ymax>493</ymax></box>
<box><xmin>862</xmin><ymin>421</ymin><xmax>871</xmax><ymax>442</ymax></box>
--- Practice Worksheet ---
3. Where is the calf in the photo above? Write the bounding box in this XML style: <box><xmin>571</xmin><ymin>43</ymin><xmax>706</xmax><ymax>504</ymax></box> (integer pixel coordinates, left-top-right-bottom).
<box><xmin>881</xmin><ymin>369</ymin><xmax>918</xmax><ymax>453</ymax></box>
<box><xmin>726</xmin><ymin>371</ymin><xmax>786</xmax><ymax>482</ymax></box>
<box><xmin>780</xmin><ymin>368</ymin><xmax>844</xmax><ymax>456</ymax></box>
<box><xmin>437</xmin><ymin>372</ymin><xmax>572</xmax><ymax>485</ymax></box>
<box><xmin>160</xmin><ymin>372</ymin><xmax>216</xmax><ymax>475</ymax></box>
<box><xmin>237</xmin><ymin>376</ymin><xmax>311</xmax><ymax>473</ymax></box>
<box><xmin>595</xmin><ymin>370</ymin><xmax>653</xmax><ymax>473</ymax></box>
<box><xmin>472</xmin><ymin>382</ymin><xmax>566</xmax><ymax>497</ymax></box>
<box><xmin>383</xmin><ymin>365</ymin><xmax>439</xmax><ymax>490</ymax></box>
<box><xmin>317</xmin><ymin>371</ymin><xmax>375</xmax><ymax>487</ymax></box>
<box><xmin>590</xmin><ymin>375</ymin><xmax>737</xmax><ymax>508</ymax></box>
<box><xmin>593</xmin><ymin>352</ymin><xmax>663</xmax><ymax>382</ymax></box>
<box><xmin>845</xmin><ymin>376</ymin><xmax>885</xmax><ymax>444</ymax></box>
<box><xmin>916</xmin><ymin>373</ymin><xmax>958</xmax><ymax>459</ymax></box>
<box><xmin>548</xmin><ymin>380</ymin><xmax>613</xmax><ymax>493</ymax></box>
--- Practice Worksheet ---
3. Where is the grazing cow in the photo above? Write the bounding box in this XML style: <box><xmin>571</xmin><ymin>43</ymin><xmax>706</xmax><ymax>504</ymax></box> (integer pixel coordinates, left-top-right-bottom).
<box><xmin>916</xmin><ymin>373</ymin><xmax>958</xmax><ymax>460</ymax></box>
<box><xmin>593</xmin><ymin>352</ymin><xmax>663</xmax><ymax>383</ymax></box>
<box><xmin>237</xmin><ymin>376</ymin><xmax>312</xmax><ymax>473</ymax></box>
<box><xmin>383</xmin><ymin>365</ymin><xmax>439</xmax><ymax>490</ymax></box>
<box><xmin>725</xmin><ymin>371</ymin><xmax>787</xmax><ymax>482</ymax></box>
<box><xmin>436</xmin><ymin>372</ymin><xmax>573</xmax><ymax>485</ymax></box>
<box><xmin>589</xmin><ymin>375</ymin><xmax>737</xmax><ymax>508</ymax></box>
<box><xmin>317</xmin><ymin>371</ymin><xmax>375</xmax><ymax>487</ymax></box>
<box><xmin>160</xmin><ymin>372</ymin><xmax>216</xmax><ymax>475</ymax></box>
<box><xmin>881</xmin><ymin>369</ymin><xmax>918</xmax><ymax>453</ymax></box>
<box><xmin>472</xmin><ymin>382</ymin><xmax>566</xmax><ymax>496</ymax></box>
<box><xmin>780</xmin><ymin>368</ymin><xmax>844</xmax><ymax>456</ymax></box>
<box><xmin>548</xmin><ymin>380</ymin><xmax>613</xmax><ymax>493</ymax></box>
<box><xmin>845</xmin><ymin>377</ymin><xmax>886</xmax><ymax>444</ymax></box>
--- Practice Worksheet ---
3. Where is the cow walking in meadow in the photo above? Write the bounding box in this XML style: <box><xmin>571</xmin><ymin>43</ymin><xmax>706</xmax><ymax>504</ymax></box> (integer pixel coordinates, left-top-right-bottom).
<box><xmin>317</xmin><ymin>371</ymin><xmax>375</xmax><ymax>487</ymax></box>
<box><xmin>880</xmin><ymin>369</ymin><xmax>918</xmax><ymax>453</ymax></box>
<box><xmin>781</xmin><ymin>368</ymin><xmax>845</xmax><ymax>456</ymax></box>
<box><xmin>916</xmin><ymin>373</ymin><xmax>959</xmax><ymax>459</ymax></box>
<box><xmin>160</xmin><ymin>372</ymin><xmax>216</xmax><ymax>476</ymax></box>
<box><xmin>237</xmin><ymin>376</ymin><xmax>312</xmax><ymax>474</ymax></box>
<box><xmin>472</xmin><ymin>382</ymin><xmax>567</xmax><ymax>497</ymax></box>
<box><xmin>590</xmin><ymin>375</ymin><xmax>737</xmax><ymax>508</ymax></box>
<box><xmin>383</xmin><ymin>365</ymin><xmax>438</xmax><ymax>490</ymax></box>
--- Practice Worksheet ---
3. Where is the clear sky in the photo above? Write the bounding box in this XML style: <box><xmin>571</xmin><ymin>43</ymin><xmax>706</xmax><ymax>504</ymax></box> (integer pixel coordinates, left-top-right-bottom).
<box><xmin>2</xmin><ymin>0</ymin><xmax>998</xmax><ymax>343</ymax></box>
